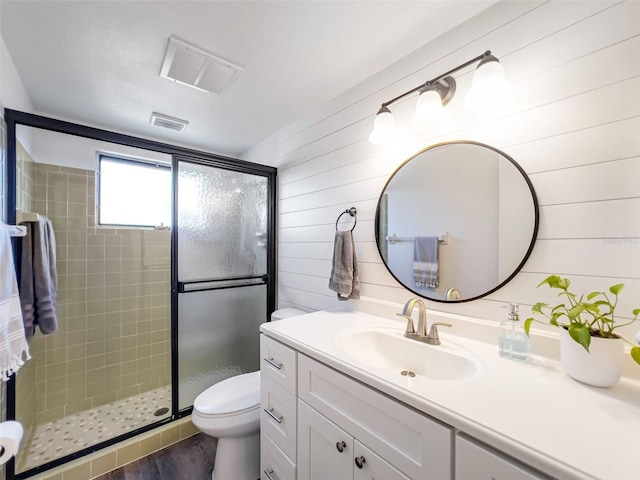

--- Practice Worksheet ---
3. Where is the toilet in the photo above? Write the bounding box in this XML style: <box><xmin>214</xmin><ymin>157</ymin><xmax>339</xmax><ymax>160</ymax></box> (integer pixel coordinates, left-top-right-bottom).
<box><xmin>191</xmin><ymin>308</ymin><xmax>305</xmax><ymax>480</ymax></box>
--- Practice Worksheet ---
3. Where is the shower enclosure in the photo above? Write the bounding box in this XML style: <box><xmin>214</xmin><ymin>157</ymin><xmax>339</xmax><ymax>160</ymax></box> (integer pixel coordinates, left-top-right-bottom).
<box><xmin>4</xmin><ymin>110</ymin><xmax>276</xmax><ymax>478</ymax></box>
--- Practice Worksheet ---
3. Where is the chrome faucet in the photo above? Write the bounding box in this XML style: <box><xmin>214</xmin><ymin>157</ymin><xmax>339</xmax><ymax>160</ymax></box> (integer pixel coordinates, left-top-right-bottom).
<box><xmin>397</xmin><ymin>298</ymin><xmax>428</xmax><ymax>340</ymax></box>
<box><xmin>397</xmin><ymin>298</ymin><xmax>452</xmax><ymax>345</ymax></box>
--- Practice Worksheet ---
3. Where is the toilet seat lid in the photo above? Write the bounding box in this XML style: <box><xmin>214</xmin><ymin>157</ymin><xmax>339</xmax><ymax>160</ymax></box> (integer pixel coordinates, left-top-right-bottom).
<box><xmin>194</xmin><ymin>371</ymin><xmax>260</xmax><ymax>415</ymax></box>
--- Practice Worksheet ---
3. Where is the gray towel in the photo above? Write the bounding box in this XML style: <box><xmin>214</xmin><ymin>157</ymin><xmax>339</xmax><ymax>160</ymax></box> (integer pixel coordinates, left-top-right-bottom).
<box><xmin>328</xmin><ymin>230</ymin><xmax>360</xmax><ymax>301</ymax></box>
<box><xmin>413</xmin><ymin>236</ymin><xmax>439</xmax><ymax>288</ymax></box>
<box><xmin>20</xmin><ymin>218</ymin><xmax>58</xmax><ymax>337</ymax></box>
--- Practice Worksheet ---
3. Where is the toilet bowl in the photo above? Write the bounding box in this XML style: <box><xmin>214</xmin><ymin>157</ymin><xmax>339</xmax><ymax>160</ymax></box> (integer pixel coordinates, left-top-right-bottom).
<box><xmin>192</xmin><ymin>371</ymin><xmax>261</xmax><ymax>480</ymax></box>
<box><xmin>192</xmin><ymin>308</ymin><xmax>305</xmax><ymax>480</ymax></box>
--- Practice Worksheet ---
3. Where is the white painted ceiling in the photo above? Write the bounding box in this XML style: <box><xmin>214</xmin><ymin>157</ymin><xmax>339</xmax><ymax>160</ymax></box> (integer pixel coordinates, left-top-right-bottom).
<box><xmin>1</xmin><ymin>1</ymin><xmax>495</xmax><ymax>161</ymax></box>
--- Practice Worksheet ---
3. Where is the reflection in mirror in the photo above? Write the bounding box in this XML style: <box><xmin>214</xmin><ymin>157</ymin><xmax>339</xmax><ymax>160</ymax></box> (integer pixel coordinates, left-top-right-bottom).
<box><xmin>13</xmin><ymin>125</ymin><xmax>172</xmax><ymax>473</ymax></box>
<box><xmin>375</xmin><ymin>141</ymin><xmax>538</xmax><ymax>302</ymax></box>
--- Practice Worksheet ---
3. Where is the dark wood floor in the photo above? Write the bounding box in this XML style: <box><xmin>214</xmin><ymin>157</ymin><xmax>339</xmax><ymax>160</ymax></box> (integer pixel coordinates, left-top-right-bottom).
<box><xmin>95</xmin><ymin>433</ymin><xmax>218</xmax><ymax>480</ymax></box>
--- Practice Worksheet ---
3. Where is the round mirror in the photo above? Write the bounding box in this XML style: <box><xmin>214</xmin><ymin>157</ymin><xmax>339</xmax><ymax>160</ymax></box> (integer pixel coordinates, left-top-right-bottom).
<box><xmin>375</xmin><ymin>141</ymin><xmax>538</xmax><ymax>302</ymax></box>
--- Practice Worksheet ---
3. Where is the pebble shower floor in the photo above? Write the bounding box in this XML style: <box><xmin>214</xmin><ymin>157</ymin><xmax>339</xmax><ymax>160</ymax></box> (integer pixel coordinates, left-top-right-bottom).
<box><xmin>17</xmin><ymin>385</ymin><xmax>171</xmax><ymax>472</ymax></box>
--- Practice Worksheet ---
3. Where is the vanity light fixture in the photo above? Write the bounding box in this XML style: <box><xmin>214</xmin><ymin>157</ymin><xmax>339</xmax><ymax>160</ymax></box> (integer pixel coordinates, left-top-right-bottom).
<box><xmin>369</xmin><ymin>50</ymin><xmax>512</xmax><ymax>144</ymax></box>
<box><xmin>464</xmin><ymin>54</ymin><xmax>513</xmax><ymax>109</ymax></box>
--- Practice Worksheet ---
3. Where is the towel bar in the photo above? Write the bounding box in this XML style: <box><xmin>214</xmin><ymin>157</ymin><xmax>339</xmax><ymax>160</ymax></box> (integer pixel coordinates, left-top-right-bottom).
<box><xmin>16</xmin><ymin>209</ymin><xmax>40</xmax><ymax>224</ymax></box>
<box><xmin>0</xmin><ymin>223</ymin><xmax>27</xmax><ymax>237</ymax></box>
<box><xmin>335</xmin><ymin>207</ymin><xmax>357</xmax><ymax>231</ymax></box>
<box><xmin>386</xmin><ymin>232</ymin><xmax>448</xmax><ymax>245</ymax></box>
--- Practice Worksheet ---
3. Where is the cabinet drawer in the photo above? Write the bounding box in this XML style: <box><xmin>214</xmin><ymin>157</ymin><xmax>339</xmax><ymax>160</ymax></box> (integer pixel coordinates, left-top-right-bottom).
<box><xmin>261</xmin><ymin>334</ymin><xmax>297</xmax><ymax>394</ymax></box>
<box><xmin>261</xmin><ymin>373</ymin><xmax>297</xmax><ymax>461</ymax></box>
<box><xmin>298</xmin><ymin>354</ymin><xmax>452</xmax><ymax>480</ymax></box>
<box><xmin>456</xmin><ymin>435</ymin><xmax>550</xmax><ymax>480</ymax></box>
<box><xmin>261</xmin><ymin>432</ymin><xmax>296</xmax><ymax>480</ymax></box>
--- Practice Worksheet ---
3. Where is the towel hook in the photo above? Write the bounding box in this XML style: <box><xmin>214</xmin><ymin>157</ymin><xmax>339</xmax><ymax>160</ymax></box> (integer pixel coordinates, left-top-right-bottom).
<box><xmin>335</xmin><ymin>207</ymin><xmax>357</xmax><ymax>232</ymax></box>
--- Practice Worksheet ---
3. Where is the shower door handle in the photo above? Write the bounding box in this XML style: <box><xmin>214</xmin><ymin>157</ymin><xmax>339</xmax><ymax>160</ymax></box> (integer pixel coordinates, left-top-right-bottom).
<box><xmin>178</xmin><ymin>275</ymin><xmax>268</xmax><ymax>293</ymax></box>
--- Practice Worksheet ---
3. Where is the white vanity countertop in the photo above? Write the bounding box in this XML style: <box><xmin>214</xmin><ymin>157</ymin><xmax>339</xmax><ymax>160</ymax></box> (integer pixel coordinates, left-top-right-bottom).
<box><xmin>260</xmin><ymin>310</ymin><xmax>640</xmax><ymax>480</ymax></box>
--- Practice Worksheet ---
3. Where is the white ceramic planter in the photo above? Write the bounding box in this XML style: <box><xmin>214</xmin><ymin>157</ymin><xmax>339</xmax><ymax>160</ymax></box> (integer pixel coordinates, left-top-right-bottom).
<box><xmin>560</xmin><ymin>329</ymin><xmax>624</xmax><ymax>387</ymax></box>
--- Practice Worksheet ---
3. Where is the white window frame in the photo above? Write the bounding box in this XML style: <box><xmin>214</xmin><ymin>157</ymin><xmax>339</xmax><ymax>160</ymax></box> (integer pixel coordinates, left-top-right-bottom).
<box><xmin>96</xmin><ymin>153</ymin><xmax>172</xmax><ymax>229</ymax></box>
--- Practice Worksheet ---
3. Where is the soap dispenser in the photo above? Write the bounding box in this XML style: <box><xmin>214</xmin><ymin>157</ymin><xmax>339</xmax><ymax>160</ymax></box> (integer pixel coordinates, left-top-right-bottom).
<box><xmin>498</xmin><ymin>303</ymin><xmax>530</xmax><ymax>362</ymax></box>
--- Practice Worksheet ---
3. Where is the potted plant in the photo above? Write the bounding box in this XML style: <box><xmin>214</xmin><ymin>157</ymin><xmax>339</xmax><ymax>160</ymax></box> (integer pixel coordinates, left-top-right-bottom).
<box><xmin>524</xmin><ymin>275</ymin><xmax>640</xmax><ymax>387</ymax></box>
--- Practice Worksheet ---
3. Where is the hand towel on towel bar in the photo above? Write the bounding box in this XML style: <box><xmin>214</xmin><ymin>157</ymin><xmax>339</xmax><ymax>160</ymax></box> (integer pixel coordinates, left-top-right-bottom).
<box><xmin>328</xmin><ymin>230</ymin><xmax>360</xmax><ymax>301</ymax></box>
<box><xmin>20</xmin><ymin>217</ymin><xmax>58</xmax><ymax>338</ymax></box>
<box><xmin>0</xmin><ymin>227</ymin><xmax>31</xmax><ymax>380</ymax></box>
<box><xmin>413</xmin><ymin>236</ymin><xmax>439</xmax><ymax>288</ymax></box>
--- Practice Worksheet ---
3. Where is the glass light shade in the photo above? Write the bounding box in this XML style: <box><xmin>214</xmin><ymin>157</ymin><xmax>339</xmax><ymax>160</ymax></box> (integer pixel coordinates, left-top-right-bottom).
<box><xmin>464</xmin><ymin>58</ymin><xmax>513</xmax><ymax>109</ymax></box>
<box><xmin>368</xmin><ymin>107</ymin><xmax>397</xmax><ymax>144</ymax></box>
<box><xmin>412</xmin><ymin>88</ymin><xmax>445</xmax><ymax>128</ymax></box>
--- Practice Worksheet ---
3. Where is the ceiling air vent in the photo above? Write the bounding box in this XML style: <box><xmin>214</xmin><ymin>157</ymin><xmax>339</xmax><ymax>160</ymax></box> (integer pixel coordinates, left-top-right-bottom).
<box><xmin>160</xmin><ymin>36</ymin><xmax>244</xmax><ymax>94</ymax></box>
<box><xmin>150</xmin><ymin>112</ymin><xmax>189</xmax><ymax>132</ymax></box>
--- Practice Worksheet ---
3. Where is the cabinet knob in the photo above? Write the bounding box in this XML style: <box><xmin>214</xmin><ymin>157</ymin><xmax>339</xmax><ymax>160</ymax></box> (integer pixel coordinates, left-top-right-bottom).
<box><xmin>336</xmin><ymin>441</ymin><xmax>346</xmax><ymax>453</ymax></box>
<box><xmin>354</xmin><ymin>456</ymin><xmax>366</xmax><ymax>469</ymax></box>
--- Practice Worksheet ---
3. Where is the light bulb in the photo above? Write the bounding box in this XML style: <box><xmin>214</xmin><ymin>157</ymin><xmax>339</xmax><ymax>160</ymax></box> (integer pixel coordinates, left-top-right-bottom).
<box><xmin>412</xmin><ymin>87</ymin><xmax>445</xmax><ymax>129</ymax></box>
<box><xmin>465</xmin><ymin>55</ymin><xmax>513</xmax><ymax>110</ymax></box>
<box><xmin>368</xmin><ymin>106</ymin><xmax>398</xmax><ymax>144</ymax></box>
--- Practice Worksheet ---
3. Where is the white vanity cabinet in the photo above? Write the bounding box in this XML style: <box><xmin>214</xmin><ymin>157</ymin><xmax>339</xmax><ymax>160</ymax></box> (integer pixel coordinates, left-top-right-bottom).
<box><xmin>260</xmin><ymin>333</ymin><xmax>551</xmax><ymax>480</ymax></box>
<box><xmin>455</xmin><ymin>434</ymin><xmax>550</xmax><ymax>480</ymax></box>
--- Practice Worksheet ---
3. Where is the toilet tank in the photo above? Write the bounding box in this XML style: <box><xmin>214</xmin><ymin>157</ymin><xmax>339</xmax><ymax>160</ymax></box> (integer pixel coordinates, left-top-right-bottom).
<box><xmin>271</xmin><ymin>308</ymin><xmax>305</xmax><ymax>321</ymax></box>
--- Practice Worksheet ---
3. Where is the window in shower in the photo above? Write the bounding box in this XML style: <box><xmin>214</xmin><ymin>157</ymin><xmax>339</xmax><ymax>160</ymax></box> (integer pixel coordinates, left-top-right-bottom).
<box><xmin>97</xmin><ymin>154</ymin><xmax>171</xmax><ymax>228</ymax></box>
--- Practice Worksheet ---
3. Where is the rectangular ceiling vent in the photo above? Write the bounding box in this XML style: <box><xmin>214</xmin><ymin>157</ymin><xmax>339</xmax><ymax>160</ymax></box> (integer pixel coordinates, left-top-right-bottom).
<box><xmin>150</xmin><ymin>112</ymin><xmax>189</xmax><ymax>132</ymax></box>
<box><xmin>160</xmin><ymin>36</ymin><xmax>244</xmax><ymax>94</ymax></box>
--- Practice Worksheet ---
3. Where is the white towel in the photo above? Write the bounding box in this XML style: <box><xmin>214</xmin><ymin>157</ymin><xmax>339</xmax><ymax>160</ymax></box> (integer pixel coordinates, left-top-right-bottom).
<box><xmin>328</xmin><ymin>230</ymin><xmax>360</xmax><ymax>301</ymax></box>
<box><xmin>413</xmin><ymin>236</ymin><xmax>439</xmax><ymax>288</ymax></box>
<box><xmin>0</xmin><ymin>227</ymin><xmax>31</xmax><ymax>381</ymax></box>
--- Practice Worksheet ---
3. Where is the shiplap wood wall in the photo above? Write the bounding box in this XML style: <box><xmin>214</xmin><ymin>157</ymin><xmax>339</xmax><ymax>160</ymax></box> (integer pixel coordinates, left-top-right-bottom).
<box><xmin>244</xmin><ymin>0</ymin><xmax>640</xmax><ymax>333</ymax></box>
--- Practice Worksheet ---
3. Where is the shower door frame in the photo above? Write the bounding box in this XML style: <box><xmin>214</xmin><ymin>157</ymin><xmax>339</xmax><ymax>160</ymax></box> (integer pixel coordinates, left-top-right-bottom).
<box><xmin>171</xmin><ymin>153</ymin><xmax>276</xmax><ymax>415</ymax></box>
<box><xmin>4</xmin><ymin>109</ymin><xmax>277</xmax><ymax>479</ymax></box>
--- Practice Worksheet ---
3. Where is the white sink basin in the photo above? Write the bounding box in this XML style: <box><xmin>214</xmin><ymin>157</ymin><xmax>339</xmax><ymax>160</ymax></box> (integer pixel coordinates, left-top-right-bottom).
<box><xmin>337</xmin><ymin>328</ymin><xmax>478</xmax><ymax>381</ymax></box>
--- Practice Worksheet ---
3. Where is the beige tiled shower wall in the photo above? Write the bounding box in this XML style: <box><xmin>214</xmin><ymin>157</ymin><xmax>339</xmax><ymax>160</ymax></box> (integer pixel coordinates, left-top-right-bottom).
<box><xmin>15</xmin><ymin>159</ymin><xmax>171</xmax><ymax>427</ymax></box>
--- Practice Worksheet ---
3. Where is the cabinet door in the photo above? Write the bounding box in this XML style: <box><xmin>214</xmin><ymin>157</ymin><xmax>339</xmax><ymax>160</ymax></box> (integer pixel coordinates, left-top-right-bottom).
<box><xmin>456</xmin><ymin>435</ymin><xmax>550</xmax><ymax>480</ymax></box>
<box><xmin>298</xmin><ymin>400</ymin><xmax>353</xmax><ymax>480</ymax></box>
<box><xmin>354</xmin><ymin>440</ymin><xmax>411</xmax><ymax>480</ymax></box>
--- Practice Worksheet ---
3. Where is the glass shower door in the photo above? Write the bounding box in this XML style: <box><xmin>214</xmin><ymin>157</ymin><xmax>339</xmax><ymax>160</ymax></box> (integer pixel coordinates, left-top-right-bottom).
<box><xmin>176</xmin><ymin>159</ymin><xmax>270</xmax><ymax>410</ymax></box>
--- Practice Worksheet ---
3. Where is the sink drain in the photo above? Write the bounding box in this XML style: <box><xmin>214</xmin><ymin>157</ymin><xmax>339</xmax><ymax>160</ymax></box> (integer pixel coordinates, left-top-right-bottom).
<box><xmin>154</xmin><ymin>407</ymin><xmax>170</xmax><ymax>417</ymax></box>
<box><xmin>400</xmin><ymin>370</ymin><xmax>415</xmax><ymax>377</ymax></box>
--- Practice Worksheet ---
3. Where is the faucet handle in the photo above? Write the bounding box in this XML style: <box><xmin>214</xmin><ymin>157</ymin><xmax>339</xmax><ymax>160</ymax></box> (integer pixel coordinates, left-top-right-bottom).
<box><xmin>396</xmin><ymin>313</ymin><xmax>415</xmax><ymax>335</ymax></box>
<box><xmin>426</xmin><ymin>322</ymin><xmax>452</xmax><ymax>345</ymax></box>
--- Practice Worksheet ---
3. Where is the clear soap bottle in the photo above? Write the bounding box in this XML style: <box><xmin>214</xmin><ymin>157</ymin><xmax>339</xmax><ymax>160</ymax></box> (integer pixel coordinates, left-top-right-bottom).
<box><xmin>498</xmin><ymin>303</ymin><xmax>530</xmax><ymax>362</ymax></box>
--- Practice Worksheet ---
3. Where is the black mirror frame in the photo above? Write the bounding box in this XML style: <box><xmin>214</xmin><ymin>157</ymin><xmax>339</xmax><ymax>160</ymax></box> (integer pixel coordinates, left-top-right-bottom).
<box><xmin>374</xmin><ymin>140</ymin><xmax>539</xmax><ymax>303</ymax></box>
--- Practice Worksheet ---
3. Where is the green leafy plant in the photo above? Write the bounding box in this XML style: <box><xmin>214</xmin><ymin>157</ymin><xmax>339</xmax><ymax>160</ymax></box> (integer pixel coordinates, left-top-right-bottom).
<box><xmin>524</xmin><ymin>275</ymin><xmax>640</xmax><ymax>366</ymax></box>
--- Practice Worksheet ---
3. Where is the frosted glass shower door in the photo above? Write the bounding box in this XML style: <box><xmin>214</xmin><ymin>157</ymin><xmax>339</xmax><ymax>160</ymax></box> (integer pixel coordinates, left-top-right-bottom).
<box><xmin>176</xmin><ymin>160</ymin><xmax>270</xmax><ymax>410</ymax></box>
